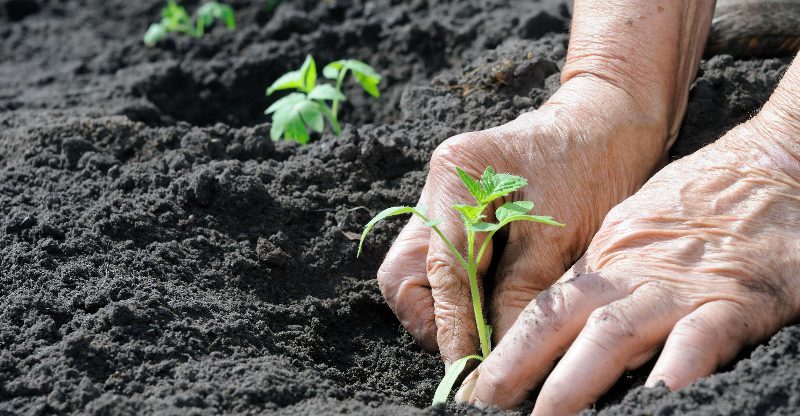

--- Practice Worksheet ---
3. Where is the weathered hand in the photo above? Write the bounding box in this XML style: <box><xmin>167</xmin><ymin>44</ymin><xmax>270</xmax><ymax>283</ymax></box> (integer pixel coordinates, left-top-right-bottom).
<box><xmin>377</xmin><ymin>75</ymin><xmax>670</xmax><ymax>362</ymax></box>
<box><xmin>459</xmin><ymin>84</ymin><xmax>800</xmax><ymax>414</ymax></box>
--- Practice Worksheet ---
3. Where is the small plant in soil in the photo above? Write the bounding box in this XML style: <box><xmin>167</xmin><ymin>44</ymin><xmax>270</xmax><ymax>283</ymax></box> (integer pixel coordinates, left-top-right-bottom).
<box><xmin>266</xmin><ymin>55</ymin><xmax>382</xmax><ymax>144</ymax></box>
<box><xmin>358</xmin><ymin>166</ymin><xmax>564</xmax><ymax>405</ymax></box>
<box><xmin>144</xmin><ymin>0</ymin><xmax>236</xmax><ymax>46</ymax></box>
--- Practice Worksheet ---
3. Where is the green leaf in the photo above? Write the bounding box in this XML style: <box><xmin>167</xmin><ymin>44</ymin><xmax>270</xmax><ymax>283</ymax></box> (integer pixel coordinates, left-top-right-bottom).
<box><xmin>432</xmin><ymin>355</ymin><xmax>483</xmax><ymax>406</ymax></box>
<box><xmin>143</xmin><ymin>23</ymin><xmax>167</xmax><ymax>46</ymax></box>
<box><xmin>322</xmin><ymin>64</ymin><xmax>340</xmax><ymax>79</ymax></box>
<box><xmin>477</xmin><ymin>166</ymin><xmax>528</xmax><ymax>204</ymax></box>
<box><xmin>284</xmin><ymin>117</ymin><xmax>310</xmax><ymax>144</ymax></box>
<box><xmin>469</xmin><ymin>222</ymin><xmax>500</xmax><ymax>232</ymax></box>
<box><xmin>266</xmin><ymin>71</ymin><xmax>303</xmax><ymax>95</ymax></box>
<box><xmin>456</xmin><ymin>168</ymin><xmax>484</xmax><ymax>202</ymax></box>
<box><xmin>316</xmin><ymin>103</ymin><xmax>341</xmax><ymax>136</ymax></box>
<box><xmin>495</xmin><ymin>200</ymin><xmax>534</xmax><ymax>223</ymax></box>
<box><xmin>358</xmin><ymin>206</ymin><xmax>425</xmax><ymax>257</ymax></box>
<box><xmin>308</xmin><ymin>84</ymin><xmax>346</xmax><ymax>101</ymax></box>
<box><xmin>265</xmin><ymin>92</ymin><xmax>305</xmax><ymax>114</ymax></box>
<box><xmin>196</xmin><ymin>2</ymin><xmax>236</xmax><ymax>30</ymax></box>
<box><xmin>502</xmin><ymin>214</ymin><xmax>566</xmax><ymax>228</ymax></box>
<box><xmin>299</xmin><ymin>55</ymin><xmax>317</xmax><ymax>92</ymax></box>
<box><xmin>453</xmin><ymin>204</ymin><xmax>485</xmax><ymax>224</ymax></box>
<box><xmin>354</xmin><ymin>71</ymin><xmax>381</xmax><ymax>97</ymax></box>
<box><xmin>298</xmin><ymin>101</ymin><xmax>324</xmax><ymax>133</ymax></box>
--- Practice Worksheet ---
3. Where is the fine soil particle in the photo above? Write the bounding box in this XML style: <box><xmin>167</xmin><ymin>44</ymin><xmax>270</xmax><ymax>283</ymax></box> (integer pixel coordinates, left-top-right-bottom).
<box><xmin>1</xmin><ymin>1</ymin><xmax>797</xmax><ymax>415</ymax></box>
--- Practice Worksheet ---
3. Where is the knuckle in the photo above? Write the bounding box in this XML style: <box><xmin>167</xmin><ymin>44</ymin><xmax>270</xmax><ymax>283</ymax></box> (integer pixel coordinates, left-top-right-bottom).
<box><xmin>426</xmin><ymin>256</ymin><xmax>467</xmax><ymax>289</ymax></box>
<box><xmin>430</xmin><ymin>133</ymin><xmax>481</xmax><ymax>173</ymax></box>
<box><xmin>586</xmin><ymin>304</ymin><xmax>640</xmax><ymax>345</ymax></box>
<box><xmin>520</xmin><ymin>282</ymin><xmax>570</xmax><ymax>331</ymax></box>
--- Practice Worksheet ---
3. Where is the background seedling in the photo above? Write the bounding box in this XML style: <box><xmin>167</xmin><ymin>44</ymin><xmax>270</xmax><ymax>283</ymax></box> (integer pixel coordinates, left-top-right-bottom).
<box><xmin>266</xmin><ymin>55</ymin><xmax>381</xmax><ymax>144</ymax></box>
<box><xmin>144</xmin><ymin>0</ymin><xmax>236</xmax><ymax>46</ymax></box>
<box><xmin>358</xmin><ymin>166</ymin><xmax>564</xmax><ymax>405</ymax></box>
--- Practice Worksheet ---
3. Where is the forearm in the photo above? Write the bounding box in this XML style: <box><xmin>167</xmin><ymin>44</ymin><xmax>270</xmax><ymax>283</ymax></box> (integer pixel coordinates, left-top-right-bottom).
<box><xmin>561</xmin><ymin>0</ymin><xmax>717</xmax><ymax>150</ymax></box>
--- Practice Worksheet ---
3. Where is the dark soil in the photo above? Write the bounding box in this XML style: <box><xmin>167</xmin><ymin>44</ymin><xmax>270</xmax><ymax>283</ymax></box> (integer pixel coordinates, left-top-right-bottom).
<box><xmin>0</xmin><ymin>0</ymin><xmax>797</xmax><ymax>415</ymax></box>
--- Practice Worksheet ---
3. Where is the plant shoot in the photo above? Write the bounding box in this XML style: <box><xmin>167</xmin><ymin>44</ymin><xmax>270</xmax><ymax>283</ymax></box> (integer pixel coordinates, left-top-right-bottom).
<box><xmin>358</xmin><ymin>166</ymin><xmax>564</xmax><ymax>405</ymax></box>
<box><xmin>144</xmin><ymin>0</ymin><xmax>236</xmax><ymax>46</ymax></box>
<box><xmin>266</xmin><ymin>55</ymin><xmax>382</xmax><ymax>144</ymax></box>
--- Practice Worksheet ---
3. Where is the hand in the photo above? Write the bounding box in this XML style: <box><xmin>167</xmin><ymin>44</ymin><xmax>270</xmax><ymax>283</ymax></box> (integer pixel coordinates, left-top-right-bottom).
<box><xmin>377</xmin><ymin>75</ymin><xmax>670</xmax><ymax>362</ymax></box>
<box><xmin>459</xmin><ymin>96</ymin><xmax>800</xmax><ymax>415</ymax></box>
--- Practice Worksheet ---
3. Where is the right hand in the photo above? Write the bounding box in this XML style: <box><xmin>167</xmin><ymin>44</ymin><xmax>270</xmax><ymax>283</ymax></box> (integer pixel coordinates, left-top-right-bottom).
<box><xmin>377</xmin><ymin>75</ymin><xmax>671</xmax><ymax>364</ymax></box>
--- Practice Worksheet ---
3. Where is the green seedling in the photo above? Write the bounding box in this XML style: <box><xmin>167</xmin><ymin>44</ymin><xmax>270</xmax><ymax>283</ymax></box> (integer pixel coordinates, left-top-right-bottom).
<box><xmin>265</xmin><ymin>55</ymin><xmax>381</xmax><ymax>144</ymax></box>
<box><xmin>144</xmin><ymin>0</ymin><xmax>236</xmax><ymax>46</ymax></box>
<box><xmin>357</xmin><ymin>166</ymin><xmax>564</xmax><ymax>405</ymax></box>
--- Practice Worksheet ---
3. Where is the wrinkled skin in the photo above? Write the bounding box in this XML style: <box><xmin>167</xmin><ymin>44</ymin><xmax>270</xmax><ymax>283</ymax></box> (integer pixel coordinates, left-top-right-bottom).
<box><xmin>459</xmin><ymin>105</ymin><xmax>800</xmax><ymax>414</ymax></box>
<box><xmin>377</xmin><ymin>75</ymin><xmax>670</xmax><ymax>362</ymax></box>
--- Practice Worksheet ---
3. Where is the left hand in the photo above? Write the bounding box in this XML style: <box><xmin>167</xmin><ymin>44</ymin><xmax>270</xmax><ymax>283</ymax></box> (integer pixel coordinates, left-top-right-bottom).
<box><xmin>456</xmin><ymin>111</ymin><xmax>800</xmax><ymax>415</ymax></box>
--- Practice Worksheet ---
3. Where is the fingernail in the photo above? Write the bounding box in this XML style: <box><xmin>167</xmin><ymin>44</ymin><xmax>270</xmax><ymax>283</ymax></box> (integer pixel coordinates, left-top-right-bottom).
<box><xmin>454</xmin><ymin>370</ymin><xmax>478</xmax><ymax>403</ymax></box>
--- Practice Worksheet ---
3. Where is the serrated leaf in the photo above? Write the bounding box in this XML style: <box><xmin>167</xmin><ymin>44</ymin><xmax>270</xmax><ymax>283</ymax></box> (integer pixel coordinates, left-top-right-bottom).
<box><xmin>299</xmin><ymin>55</ymin><xmax>317</xmax><ymax>92</ymax></box>
<box><xmin>456</xmin><ymin>168</ymin><xmax>484</xmax><ymax>202</ymax></box>
<box><xmin>308</xmin><ymin>84</ymin><xmax>346</xmax><ymax>101</ymax></box>
<box><xmin>495</xmin><ymin>200</ymin><xmax>534</xmax><ymax>223</ymax></box>
<box><xmin>358</xmin><ymin>206</ymin><xmax>424</xmax><ymax>257</ymax></box>
<box><xmin>266</xmin><ymin>71</ymin><xmax>303</xmax><ymax>95</ymax></box>
<box><xmin>453</xmin><ymin>204</ymin><xmax>485</xmax><ymax>224</ymax></box>
<box><xmin>477</xmin><ymin>166</ymin><xmax>528</xmax><ymax>204</ymax></box>
<box><xmin>432</xmin><ymin>355</ymin><xmax>483</xmax><ymax>406</ymax></box>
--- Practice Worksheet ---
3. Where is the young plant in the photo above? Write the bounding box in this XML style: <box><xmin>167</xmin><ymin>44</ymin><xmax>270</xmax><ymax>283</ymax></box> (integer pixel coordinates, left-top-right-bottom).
<box><xmin>357</xmin><ymin>166</ymin><xmax>565</xmax><ymax>405</ymax></box>
<box><xmin>265</xmin><ymin>55</ymin><xmax>382</xmax><ymax>144</ymax></box>
<box><xmin>144</xmin><ymin>0</ymin><xmax>236</xmax><ymax>46</ymax></box>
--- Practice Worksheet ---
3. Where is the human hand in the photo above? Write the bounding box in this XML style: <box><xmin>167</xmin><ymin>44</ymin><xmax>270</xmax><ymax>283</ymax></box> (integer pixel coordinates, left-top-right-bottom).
<box><xmin>458</xmin><ymin>95</ymin><xmax>800</xmax><ymax>414</ymax></box>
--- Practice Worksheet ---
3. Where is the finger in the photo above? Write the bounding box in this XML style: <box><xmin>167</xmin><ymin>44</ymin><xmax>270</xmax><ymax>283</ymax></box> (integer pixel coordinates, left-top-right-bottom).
<box><xmin>645</xmin><ymin>301</ymin><xmax>753</xmax><ymax>390</ymax></box>
<box><xmin>533</xmin><ymin>281</ymin><xmax>688</xmax><ymax>416</ymax></box>
<box><xmin>490</xmin><ymin>222</ymin><xmax>568</xmax><ymax>342</ymax></box>
<box><xmin>377</xmin><ymin>213</ymin><xmax>436</xmax><ymax>351</ymax></box>
<box><xmin>466</xmin><ymin>266</ymin><xmax>629</xmax><ymax>409</ymax></box>
<box><xmin>425</xmin><ymin>144</ymin><xmax>492</xmax><ymax>365</ymax></box>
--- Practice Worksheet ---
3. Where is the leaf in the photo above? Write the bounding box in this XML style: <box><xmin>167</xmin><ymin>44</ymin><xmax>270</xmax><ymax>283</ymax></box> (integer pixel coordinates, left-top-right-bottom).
<box><xmin>265</xmin><ymin>93</ymin><xmax>318</xmax><ymax>142</ymax></box>
<box><xmin>503</xmin><ymin>214</ymin><xmax>566</xmax><ymax>228</ymax></box>
<box><xmin>316</xmin><ymin>103</ymin><xmax>341</xmax><ymax>136</ymax></box>
<box><xmin>265</xmin><ymin>92</ymin><xmax>306</xmax><ymax>114</ymax></box>
<box><xmin>308</xmin><ymin>84</ymin><xmax>346</xmax><ymax>101</ymax></box>
<box><xmin>425</xmin><ymin>218</ymin><xmax>443</xmax><ymax>227</ymax></box>
<box><xmin>299</xmin><ymin>55</ymin><xmax>317</xmax><ymax>92</ymax></box>
<box><xmin>322</xmin><ymin>62</ymin><xmax>341</xmax><ymax>79</ymax></box>
<box><xmin>143</xmin><ymin>23</ymin><xmax>167</xmax><ymax>46</ymax></box>
<box><xmin>477</xmin><ymin>166</ymin><xmax>528</xmax><ymax>204</ymax></box>
<box><xmin>431</xmin><ymin>355</ymin><xmax>483</xmax><ymax>406</ymax></box>
<box><xmin>266</xmin><ymin>70</ymin><xmax>303</xmax><ymax>95</ymax></box>
<box><xmin>495</xmin><ymin>200</ymin><xmax>534</xmax><ymax>223</ymax></box>
<box><xmin>453</xmin><ymin>204</ymin><xmax>485</xmax><ymax>224</ymax></box>
<box><xmin>196</xmin><ymin>2</ymin><xmax>236</xmax><ymax>30</ymax></box>
<box><xmin>354</xmin><ymin>72</ymin><xmax>381</xmax><ymax>97</ymax></box>
<box><xmin>469</xmin><ymin>222</ymin><xmax>500</xmax><ymax>232</ymax></box>
<box><xmin>284</xmin><ymin>117</ymin><xmax>309</xmax><ymax>144</ymax></box>
<box><xmin>456</xmin><ymin>168</ymin><xmax>484</xmax><ymax>202</ymax></box>
<box><xmin>358</xmin><ymin>206</ymin><xmax>424</xmax><ymax>257</ymax></box>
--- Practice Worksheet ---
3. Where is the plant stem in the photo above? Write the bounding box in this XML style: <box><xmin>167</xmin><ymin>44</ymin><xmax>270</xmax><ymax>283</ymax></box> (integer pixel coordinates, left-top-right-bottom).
<box><xmin>332</xmin><ymin>68</ymin><xmax>348</xmax><ymax>118</ymax></box>
<box><xmin>467</xmin><ymin>229</ymin><xmax>491</xmax><ymax>357</ymax></box>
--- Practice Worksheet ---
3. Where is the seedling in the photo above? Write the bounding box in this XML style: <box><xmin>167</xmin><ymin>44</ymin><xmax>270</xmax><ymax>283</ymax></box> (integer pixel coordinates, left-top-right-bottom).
<box><xmin>144</xmin><ymin>0</ymin><xmax>236</xmax><ymax>46</ymax></box>
<box><xmin>358</xmin><ymin>166</ymin><xmax>564</xmax><ymax>405</ymax></box>
<box><xmin>265</xmin><ymin>55</ymin><xmax>381</xmax><ymax>144</ymax></box>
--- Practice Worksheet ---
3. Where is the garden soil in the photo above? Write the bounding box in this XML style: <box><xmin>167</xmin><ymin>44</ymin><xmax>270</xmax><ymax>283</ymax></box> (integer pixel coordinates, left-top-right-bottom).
<box><xmin>1</xmin><ymin>0</ymin><xmax>798</xmax><ymax>415</ymax></box>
